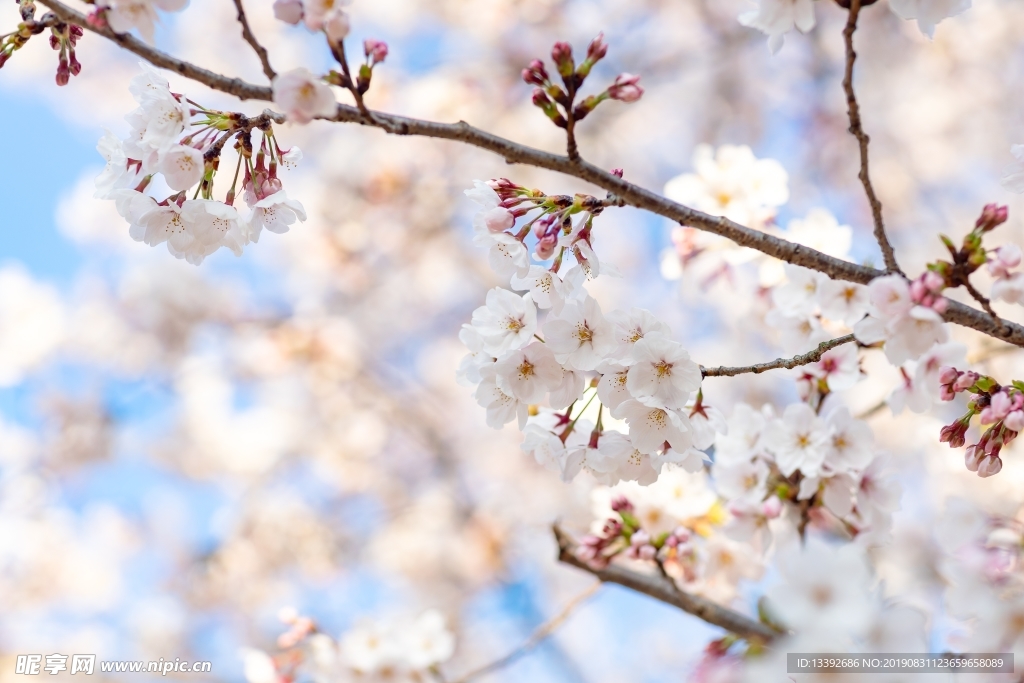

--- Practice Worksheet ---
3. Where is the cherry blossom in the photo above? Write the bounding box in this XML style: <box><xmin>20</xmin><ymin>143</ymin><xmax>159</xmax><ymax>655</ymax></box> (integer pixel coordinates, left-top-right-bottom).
<box><xmin>246</xmin><ymin>191</ymin><xmax>308</xmax><ymax>241</ymax></box>
<box><xmin>510</xmin><ymin>266</ymin><xmax>584</xmax><ymax>312</ymax></box>
<box><xmin>542</xmin><ymin>296</ymin><xmax>616</xmax><ymax>371</ymax></box>
<box><xmin>475</xmin><ymin>364</ymin><xmax>529</xmax><ymax>428</ymax></box>
<box><xmin>854</xmin><ymin>274</ymin><xmax>949</xmax><ymax>366</ymax></box>
<box><xmin>614</xmin><ymin>399</ymin><xmax>692</xmax><ymax>454</ymax></box>
<box><xmin>739</xmin><ymin>0</ymin><xmax>815</xmax><ymax>54</ymax></box>
<box><xmin>470</xmin><ymin>288</ymin><xmax>537</xmax><ymax>356</ymax></box>
<box><xmin>625</xmin><ymin>337</ymin><xmax>701</xmax><ymax>410</ymax></box>
<box><xmin>158</xmin><ymin>145</ymin><xmax>205</xmax><ymax>191</ymax></box>
<box><xmin>272</xmin><ymin>68</ymin><xmax>337</xmax><ymax>124</ymax></box>
<box><xmin>492</xmin><ymin>343</ymin><xmax>563</xmax><ymax>403</ymax></box>
<box><xmin>889</xmin><ymin>0</ymin><xmax>972</xmax><ymax>38</ymax></box>
<box><xmin>100</xmin><ymin>0</ymin><xmax>188</xmax><ymax>43</ymax></box>
<box><xmin>762</xmin><ymin>403</ymin><xmax>832</xmax><ymax>477</ymax></box>
<box><xmin>606</xmin><ymin>307</ymin><xmax>671</xmax><ymax>361</ymax></box>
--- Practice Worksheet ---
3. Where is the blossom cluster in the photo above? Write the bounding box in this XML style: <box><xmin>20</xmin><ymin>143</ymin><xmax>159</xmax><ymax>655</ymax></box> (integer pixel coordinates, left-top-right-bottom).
<box><xmin>273</xmin><ymin>0</ymin><xmax>352</xmax><ymax>41</ymax></box>
<box><xmin>94</xmin><ymin>0</ymin><xmax>188</xmax><ymax>43</ymax></box>
<box><xmin>97</xmin><ymin>64</ymin><xmax>306</xmax><ymax>264</ymax></box>
<box><xmin>739</xmin><ymin>0</ymin><xmax>973</xmax><ymax>54</ymax></box>
<box><xmin>937</xmin><ymin>370</ymin><xmax>1024</xmax><ymax>477</ymax></box>
<box><xmin>459</xmin><ymin>179</ymin><xmax>719</xmax><ymax>485</ymax></box>
<box><xmin>243</xmin><ymin>608</ymin><xmax>455</xmax><ymax>683</ymax></box>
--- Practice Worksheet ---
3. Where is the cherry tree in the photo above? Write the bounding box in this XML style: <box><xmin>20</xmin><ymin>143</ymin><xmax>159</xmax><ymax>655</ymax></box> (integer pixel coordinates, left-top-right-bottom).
<box><xmin>4</xmin><ymin>0</ymin><xmax>1024</xmax><ymax>680</ymax></box>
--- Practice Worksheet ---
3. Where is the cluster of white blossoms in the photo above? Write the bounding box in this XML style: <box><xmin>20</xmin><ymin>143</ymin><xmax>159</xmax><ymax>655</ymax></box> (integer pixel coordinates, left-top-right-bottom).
<box><xmin>459</xmin><ymin>180</ymin><xmax>718</xmax><ymax>486</ymax></box>
<box><xmin>243</xmin><ymin>609</ymin><xmax>455</xmax><ymax>683</ymax></box>
<box><xmin>98</xmin><ymin>64</ymin><xmax>306</xmax><ymax>265</ymax></box>
<box><xmin>715</xmin><ymin>402</ymin><xmax>899</xmax><ymax>550</ymax></box>
<box><xmin>739</xmin><ymin>0</ymin><xmax>973</xmax><ymax>53</ymax></box>
<box><xmin>768</xmin><ymin>263</ymin><xmax>867</xmax><ymax>354</ymax></box>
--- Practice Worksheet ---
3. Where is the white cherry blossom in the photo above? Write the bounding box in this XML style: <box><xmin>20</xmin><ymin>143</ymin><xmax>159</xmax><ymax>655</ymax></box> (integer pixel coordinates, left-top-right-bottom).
<box><xmin>456</xmin><ymin>325</ymin><xmax>493</xmax><ymax>386</ymax></box>
<box><xmin>817</xmin><ymin>279</ymin><xmax>869</xmax><ymax>327</ymax></box>
<box><xmin>595</xmin><ymin>361</ymin><xmax>632</xmax><ymax>413</ymax></box>
<box><xmin>738</xmin><ymin>0</ymin><xmax>815</xmax><ymax>54</ymax></box>
<box><xmin>475</xmin><ymin>365</ymin><xmax>529</xmax><ymax>429</ymax></box>
<box><xmin>470</xmin><ymin>288</ymin><xmax>537</xmax><ymax>356</ymax></box>
<box><xmin>272</xmin><ymin>68</ymin><xmax>337</xmax><ymax>125</ymax></box>
<box><xmin>542</xmin><ymin>296</ymin><xmax>616</xmax><ymax>371</ymax></box>
<box><xmin>158</xmin><ymin>145</ymin><xmax>205</xmax><ymax>191</ymax></box>
<box><xmin>606</xmin><ymin>307</ymin><xmax>671</xmax><ymax>362</ymax></box>
<box><xmin>614</xmin><ymin>399</ymin><xmax>692</xmax><ymax>454</ymax></box>
<box><xmin>247</xmin><ymin>190</ymin><xmax>307</xmax><ymax>242</ymax></box>
<box><xmin>772</xmin><ymin>264</ymin><xmax>824</xmax><ymax>317</ymax></box>
<box><xmin>492</xmin><ymin>343</ymin><xmax>563</xmax><ymax>403</ymax></box>
<box><xmin>889</xmin><ymin>0</ymin><xmax>971</xmax><ymax>38</ymax></box>
<box><xmin>625</xmin><ymin>336</ymin><xmax>701</xmax><ymax>410</ymax></box>
<box><xmin>549</xmin><ymin>366</ymin><xmax>586</xmax><ymax>409</ymax></box>
<box><xmin>822</xmin><ymin>407</ymin><xmax>873</xmax><ymax>474</ymax></box>
<box><xmin>762</xmin><ymin>403</ymin><xmax>832</xmax><ymax>477</ymax></box>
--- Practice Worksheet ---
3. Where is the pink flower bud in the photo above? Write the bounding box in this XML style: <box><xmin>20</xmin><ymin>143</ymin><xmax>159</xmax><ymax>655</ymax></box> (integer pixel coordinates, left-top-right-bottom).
<box><xmin>1005</xmin><ymin>410</ymin><xmax>1024</xmax><ymax>432</ymax></box>
<box><xmin>910</xmin><ymin>279</ymin><xmax>927</xmax><ymax>303</ymax></box>
<box><xmin>273</xmin><ymin>0</ymin><xmax>303</xmax><ymax>25</ymax></box>
<box><xmin>762</xmin><ymin>496</ymin><xmax>783</xmax><ymax>519</ymax></box>
<box><xmin>69</xmin><ymin>53</ymin><xmax>81</xmax><ymax>76</ymax></box>
<box><xmin>482</xmin><ymin>207</ymin><xmax>514</xmax><ymax>234</ymax></box>
<box><xmin>638</xmin><ymin>544</ymin><xmax>657</xmax><ymax>561</ymax></box>
<box><xmin>977</xmin><ymin>203</ymin><xmax>1009</xmax><ymax>232</ymax></box>
<box><xmin>954</xmin><ymin>372</ymin><xmax>979</xmax><ymax>392</ymax></box>
<box><xmin>325</xmin><ymin>11</ymin><xmax>351</xmax><ymax>42</ymax></box>
<box><xmin>522</xmin><ymin>59</ymin><xmax>549</xmax><ymax>86</ymax></box>
<box><xmin>532</xmin><ymin>87</ymin><xmax>552</xmax><ymax>107</ymax></box>
<box><xmin>364</xmin><ymin>39</ymin><xmax>388</xmax><ymax>65</ymax></box>
<box><xmin>630</xmin><ymin>529</ymin><xmax>650</xmax><ymax>547</ymax></box>
<box><xmin>610</xmin><ymin>495</ymin><xmax>633</xmax><ymax>512</ymax></box>
<box><xmin>551</xmin><ymin>41</ymin><xmax>574</xmax><ymax>76</ymax></box>
<box><xmin>664</xmin><ymin>534</ymin><xmax>679</xmax><ymax>548</ymax></box>
<box><xmin>923</xmin><ymin>270</ymin><xmax>945</xmax><ymax>293</ymax></box>
<box><xmin>939</xmin><ymin>385</ymin><xmax>956</xmax><ymax>401</ymax></box>
<box><xmin>932</xmin><ymin>296</ymin><xmax>948</xmax><ymax>314</ymax></box>
<box><xmin>672</xmin><ymin>526</ymin><xmax>690</xmax><ymax>543</ymax></box>
<box><xmin>991</xmin><ymin>391</ymin><xmax>1012</xmax><ymax>420</ymax></box>
<box><xmin>586</xmin><ymin>32</ymin><xmax>608</xmax><ymax>62</ymax></box>
<box><xmin>611</xmin><ymin>168</ymin><xmax>624</xmax><ymax>178</ymax></box>
<box><xmin>536</xmin><ymin>234</ymin><xmax>558</xmax><ymax>260</ymax></box>
<box><xmin>940</xmin><ymin>421</ymin><xmax>967</xmax><ymax>448</ymax></box>
<box><xmin>49</xmin><ymin>34</ymin><xmax>61</xmax><ymax>50</ymax></box>
<box><xmin>978</xmin><ymin>455</ymin><xmax>1003</xmax><ymax>478</ymax></box>
<box><xmin>965</xmin><ymin>445</ymin><xmax>983</xmax><ymax>472</ymax></box>
<box><xmin>55</xmin><ymin>59</ymin><xmax>70</xmax><ymax>86</ymax></box>
<box><xmin>607</xmin><ymin>73</ymin><xmax>644</xmax><ymax>102</ymax></box>
<box><xmin>939</xmin><ymin>366</ymin><xmax>959</xmax><ymax>385</ymax></box>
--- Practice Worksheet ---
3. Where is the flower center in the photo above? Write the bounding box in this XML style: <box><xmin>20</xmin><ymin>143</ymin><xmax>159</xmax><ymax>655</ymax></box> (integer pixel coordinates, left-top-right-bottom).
<box><xmin>655</xmin><ymin>360</ymin><xmax>673</xmax><ymax>378</ymax></box>
<box><xmin>517</xmin><ymin>360</ymin><xmax>535</xmax><ymax>379</ymax></box>
<box><xmin>574</xmin><ymin>323</ymin><xmax>593</xmax><ymax>343</ymax></box>
<box><xmin>505</xmin><ymin>316</ymin><xmax>524</xmax><ymax>332</ymax></box>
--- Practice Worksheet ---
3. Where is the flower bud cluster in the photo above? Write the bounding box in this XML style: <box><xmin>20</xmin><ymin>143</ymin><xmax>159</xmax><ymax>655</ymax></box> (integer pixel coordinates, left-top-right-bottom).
<box><xmin>930</xmin><ymin>204</ymin><xmax>1024</xmax><ymax>304</ymax></box>
<box><xmin>97</xmin><ymin>64</ymin><xmax>307</xmax><ymax>265</ymax></box>
<box><xmin>523</xmin><ymin>34</ymin><xmax>643</xmax><ymax>129</ymax></box>
<box><xmin>0</xmin><ymin>6</ymin><xmax>82</xmax><ymax>80</ymax></box>
<box><xmin>273</xmin><ymin>0</ymin><xmax>352</xmax><ymax>42</ymax></box>
<box><xmin>938</xmin><ymin>368</ymin><xmax>1024</xmax><ymax>477</ymax></box>
<box><xmin>576</xmin><ymin>495</ymin><xmax>692</xmax><ymax>569</ymax></box>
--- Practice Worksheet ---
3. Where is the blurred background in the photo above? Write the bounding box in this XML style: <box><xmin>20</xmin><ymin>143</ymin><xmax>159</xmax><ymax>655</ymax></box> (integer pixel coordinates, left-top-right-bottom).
<box><xmin>2</xmin><ymin>0</ymin><xmax>1024</xmax><ymax>680</ymax></box>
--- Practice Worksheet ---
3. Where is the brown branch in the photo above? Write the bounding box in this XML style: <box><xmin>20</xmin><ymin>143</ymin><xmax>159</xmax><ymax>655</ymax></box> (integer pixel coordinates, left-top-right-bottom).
<box><xmin>32</xmin><ymin>0</ymin><xmax>1024</xmax><ymax>348</ymax></box>
<box><xmin>232</xmin><ymin>0</ymin><xmax>276</xmax><ymax>82</ymax></box>
<box><xmin>450</xmin><ymin>583</ymin><xmax>601</xmax><ymax>683</ymax></box>
<box><xmin>701</xmin><ymin>334</ymin><xmax>857</xmax><ymax>378</ymax></box>
<box><xmin>554</xmin><ymin>525</ymin><xmax>778</xmax><ymax>642</ymax></box>
<box><xmin>842</xmin><ymin>0</ymin><xmax>900</xmax><ymax>275</ymax></box>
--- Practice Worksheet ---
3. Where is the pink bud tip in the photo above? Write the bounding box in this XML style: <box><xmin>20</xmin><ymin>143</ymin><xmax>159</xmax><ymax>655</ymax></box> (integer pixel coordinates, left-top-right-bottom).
<box><xmin>607</xmin><ymin>73</ymin><xmax>643</xmax><ymax>103</ymax></box>
<box><xmin>938</xmin><ymin>366</ymin><xmax>959</xmax><ymax>385</ymax></box>
<box><xmin>272</xmin><ymin>0</ymin><xmax>303</xmax><ymax>24</ymax></box>
<box><xmin>762</xmin><ymin>496</ymin><xmax>783</xmax><ymax>519</ymax></box>
<box><xmin>978</xmin><ymin>455</ymin><xmax>1003</xmax><ymax>478</ymax></box>
<box><xmin>1005</xmin><ymin>410</ymin><xmax>1024</xmax><ymax>432</ymax></box>
<box><xmin>364</xmin><ymin>39</ymin><xmax>388</xmax><ymax>65</ymax></box>
<box><xmin>965</xmin><ymin>446</ymin><xmax>982</xmax><ymax>472</ymax></box>
<box><xmin>611</xmin><ymin>168</ymin><xmax>624</xmax><ymax>178</ymax></box>
<box><xmin>586</xmin><ymin>33</ymin><xmax>608</xmax><ymax>62</ymax></box>
<box><xmin>638</xmin><ymin>545</ymin><xmax>657</xmax><ymax>561</ymax></box>
<box><xmin>536</xmin><ymin>234</ymin><xmax>558</xmax><ymax>260</ymax></box>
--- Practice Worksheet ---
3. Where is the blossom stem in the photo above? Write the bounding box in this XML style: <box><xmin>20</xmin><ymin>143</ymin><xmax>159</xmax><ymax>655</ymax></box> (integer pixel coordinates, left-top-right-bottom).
<box><xmin>701</xmin><ymin>334</ymin><xmax>857</xmax><ymax>378</ymax></box>
<box><xmin>842</xmin><ymin>0</ymin><xmax>901</xmax><ymax>275</ymax></box>
<box><xmin>231</xmin><ymin>0</ymin><xmax>276</xmax><ymax>82</ymax></box>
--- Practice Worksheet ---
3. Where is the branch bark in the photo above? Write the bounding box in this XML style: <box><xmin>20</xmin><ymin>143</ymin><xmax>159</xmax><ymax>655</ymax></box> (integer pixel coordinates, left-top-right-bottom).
<box><xmin>34</xmin><ymin>0</ymin><xmax>1024</xmax><ymax>347</ymax></box>
<box><xmin>842</xmin><ymin>0</ymin><xmax>900</xmax><ymax>274</ymax></box>
<box><xmin>554</xmin><ymin>525</ymin><xmax>779</xmax><ymax>642</ymax></box>
<box><xmin>702</xmin><ymin>334</ymin><xmax>857</xmax><ymax>378</ymax></box>
<box><xmin>232</xmin><ymin>0</ymin><xmax>276</xmax><ymax>83</ymax></box>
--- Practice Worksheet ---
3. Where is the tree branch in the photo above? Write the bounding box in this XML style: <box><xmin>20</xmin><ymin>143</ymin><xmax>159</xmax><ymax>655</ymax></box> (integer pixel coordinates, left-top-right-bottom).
<box><xmin>232</xmin><ymin>0</ymin><xmax>276</xmax><ymax>83</ymax></box>
<box><xmin>553</xmin><ymin>525</ymin><xmax>778</xmax><ymax>642</ymax></box>
<box><xmin>701</xmin><ymin>334</ymin><xmax>857</xmax><ymax>378</ymax></box>
<box><xmin>33</xmin><ymin>0</ymin><xmax>1024</xmax><ymax>347</ymax></box>
<box><xmin>450</xmin><ymin>583</ymin><xmax>601</xmax><ymax>683</ymax></box>
<box><xmin>842</xmin><ymin>0</ymin><xmax>900</xmax><ymax>275</ymax></box>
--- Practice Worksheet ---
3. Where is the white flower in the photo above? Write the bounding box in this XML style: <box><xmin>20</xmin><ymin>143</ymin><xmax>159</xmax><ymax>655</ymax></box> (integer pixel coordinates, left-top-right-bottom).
<box><xmin>136</xmin><ymin>201</ymin><xmax>193</xmax><ymax>255</ymax></box>
<box><xmin>542</xmin><ymin>296</ymin><xmax>616</xmax><ymax>371</ymax></box>
<box><xmin>854</xmin><ymin>275</ymin><xmax>949</xmax><ymax>366</ymax></box>
<box><xmin>889</xmin><ymin>0</ymin><xmax>971</xmax><ymax>38</ymax></box>
<box><xmin>855</xmin><ymin>456</ymin><xmax>901</xmax><ymax>518</ymax></box>
<box><xmin>715</xmin><ymin>403</ymin><xmax>769</xmax><ymax>465</ymax></box>
<box><xmin>401</xmin><ymin>610</ymin><xmax>455</xmax><ymax>670</ymax></box>
<box><xmin>272</xmin><ymin>68</ymin><xmax>336</xmax><ymax>124</ymax></box>
<box><xmin>714</xmin><ymin>457</ymin><xmax>769</xmax><ymax>507</ymax></box>
<box><xmin>475</xmin><ymin>365</ymin><xmax>528</xmax><ymax>429</ymax></box>
<box><xmin>866</xmin><ymin>274</ymin><xmax>913</xmax><ymax>319</ymax></box>
<box><xmin>625</xmin><ymin>337</ymin><xmax>701</xmax><ymax>410</ymax></box>
<box><xmin>822</xmin><ymin>407</ymin><xmax>873</xmax><ymax>474</ymax></box>
<box><xmin>688</xmin><ymin>404</ymin><xmax>727</xmax><ymax>451</ymax></box>
<box><xmin>280</xmin><ymin>146</ymin><xmax>303</xmax><ymax>169</ymax></box>
<box><xmin>992</xmin><ymin>272</ymin><xmax>1024</xmax><ymax>304</ymax></box>
<box><xmin>180</xmin><ymin>199</ymin><xmax>247</xmax><ymax>263</ymax></box>
<box><xmin>341</xmin><ymin>621</ymin><xmax>400</xmax><ymax>674</ymax></box>
<box><xmin>664</xmin><ymin>144</ymin><xmax>789</xmax><ymax>229</ymax></box>
<box><xmin>103</xmin><ymin>0</ymin><xmax>187</xmax><ymax>43</ymax></box>
<box><xmin>594</xmin><ymin>431</ymin><xmax>659</xmax><ymax>485</ymax></box>
<box><xmin>158</xmin><ymin>145</ymin><xmax>205</xmax><ymax>191</ymax></box>
<box><xmin>784</xmin><ymin>209</ymin><xmax>853</xmax><ymax>262</ymax></box>
<box><xmin>765</xmin><ymin>309</ymin><xmax>825</xmax><ymax>354</ymax></box>
<box><xmin>128</xmin><ymin>61</ymin><xmax>170</xmax><ymax>103</ymax></box>
<box><xmin>239</xmin><ymin>648</ymin><xmax>278</xmax><ymax>683</ymax></box>
<box><xmin>486</xmin><ymin>234</ymin><xmax>531</xmax><ymax>281</ymax></box>
<box><xmin>888</xmin><ymin>341</ymin><xmax>965</xmax><ymax>414</ymax></box>
<box><xmin>817</xmin><ymin>279</ymin><xmax>869</xmax><ymax>327</ymax></box>
<box><xmin>739</xmin><ymin>0</ymin><xmax>815</xmax><ymax>54</ymax></box>
<box><xmin>802</xmin><ymin>343</ymin><xmax>861</xmax><ymax>393</ymax></box>
<box><xmin>510</xmin><ymin>265</ymin><xmax>583</xmax><ymax>312</ymax></box>
<box><xmin>470</xmin><ymin>288</ymin><xmax>537</xmax><ymax>356</ymax></box>
<box><xmin>549</xmin><ymin>366</ymin><xmax>586</xmax><ymax>409</ymax></box>
<box><xmin>302</xmin><ymin>0</ymin><xmax>351</xmax><ymax>33</ymax></box>
<box><xmin>248</xmin><ymin>190</ymin><xmax>307</xmax><ymax>242</ymax></box>
<box><xmin>457</xmin><ymin>325</ymin><xmax>494</xmax><ymax>386</ymax></box>
<box><xmin>607</xmin><ymin>307</ymin><xmax>671</xmax><ymax>362</ymax></box>
<box><xmin>1001</xmin><ymin>144</ymin><xmax>1024</xmax><ymax>193</ymax></box>
<box><xmin>766</xmin><ymin>539</ymin><xmax>876</xmax><ymax>636</ymax></box>
<box><xmin>772</xmin><ymin>264</ymin><xmax>824</xmax><ymax>317</ymax></box>
<box><xmin>132</xmin><ymin>91</ymin><xmax>191</xmax><ymax>151</ymax></box>
<box><xmin>94</xmin><ymin>130</ymin><xmax>139</xmax><ymax>199</ymax></box>
<box><xmin>595</xmin><ymin>361</ymin><xmax>632</xmax><ymax>413</ymax></box>
<box><xmin>762</xmin><ymin>403</ymin><xmax>832</xmax><ymax>477</ymax></box>
<box><xmin>493</xmin><ymin>343</ymin><xmax>563</xmax><ymax>403</ymax></box>
<box><xmin>881</xmin><ymin>306</ymin><xmax>948</xmax><ymax>366</ymax></box>
<box><xmin>521</xmin><ymin>422</ymin><xmax>566</xmax><ymax>473</ymax></box>
<box><xmin>615</xmin><ymin>399</ymin><xmax>692</xmax><ymax>454</ymax></box>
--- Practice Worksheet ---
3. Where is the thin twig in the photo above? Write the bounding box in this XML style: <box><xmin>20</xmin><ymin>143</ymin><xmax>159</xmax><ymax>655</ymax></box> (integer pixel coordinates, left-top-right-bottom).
<box><xmin>33</xmin><ymin>0</ymin><xmax>1024</xmax><ymax>347</ymax></box>
<box><xmin>842</xmin><ymin>0</ymin><xmax>900</xmax><ymax>275</ymax></box>
<box><xmin>554</xmin><ymin>525</ymin><xmax>778</xmax><ymax>642</ymax></box>
<box><xmin>231</xmin><ymin>0</ymin><xmax>275</xmax><ymax>82</ymax></box>
<box><xmin>451</xmin><ymin>583</ymin><xmax>601</xmax><ymax>683</ymax></box>
<box><xmin>963</xmin><ymin>279</ymin><xmax>1007</xmax><ymax>333</ymax></box>
<box><xmin>701</xmin><ymin>334</ymin><xmax>857</xmax><ymax>378</ymax></box>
